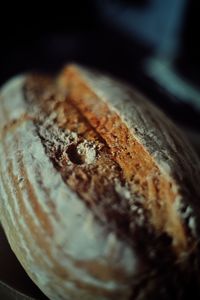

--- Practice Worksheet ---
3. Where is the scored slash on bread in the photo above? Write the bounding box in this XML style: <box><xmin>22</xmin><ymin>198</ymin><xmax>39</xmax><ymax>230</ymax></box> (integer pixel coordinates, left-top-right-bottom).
<box><xmin>0</xmin><ymin>65</ymin><xmax>200</xmax><ymax>300</ymax></box>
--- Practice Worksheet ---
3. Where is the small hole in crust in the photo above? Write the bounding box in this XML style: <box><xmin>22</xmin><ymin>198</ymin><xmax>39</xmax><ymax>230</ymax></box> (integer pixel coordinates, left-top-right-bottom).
<box><xmin>67</xmin><ymin>144</ymin><xmax>85</xmax><ymax>165</ymax></box>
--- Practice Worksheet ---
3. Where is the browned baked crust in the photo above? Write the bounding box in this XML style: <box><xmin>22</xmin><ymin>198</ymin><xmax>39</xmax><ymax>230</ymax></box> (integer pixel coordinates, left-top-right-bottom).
<box><xmin>0</xmin><ymin>65</ymin><xmax>200</xmax><ymax>300</ymax></box>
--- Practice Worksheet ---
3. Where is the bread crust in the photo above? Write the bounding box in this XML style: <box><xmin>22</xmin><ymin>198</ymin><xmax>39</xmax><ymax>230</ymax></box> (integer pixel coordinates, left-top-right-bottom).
<box><xmin>0</xmin><ymin>65</ymin><xmax>200</xmax><ymax>300</ymax></box>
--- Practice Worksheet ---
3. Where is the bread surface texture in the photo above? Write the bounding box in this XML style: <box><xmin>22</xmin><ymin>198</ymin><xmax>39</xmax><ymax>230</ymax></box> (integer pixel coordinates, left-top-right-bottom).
<box><xmin>0</xmin><ymin>65</ymin><xmax>200</xmax><ymax>300</ymax></box>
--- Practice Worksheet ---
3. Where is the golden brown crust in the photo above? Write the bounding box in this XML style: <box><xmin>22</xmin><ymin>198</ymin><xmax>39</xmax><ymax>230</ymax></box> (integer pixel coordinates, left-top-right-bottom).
<box><xmin>57</xmin><ymin>66</ymin><xmax>194</xmax><ymax>254</ymax></box>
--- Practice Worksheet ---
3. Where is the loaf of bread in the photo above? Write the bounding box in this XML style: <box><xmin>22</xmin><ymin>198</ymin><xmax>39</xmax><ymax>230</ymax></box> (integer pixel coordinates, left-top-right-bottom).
<box><xmin>0</xmin><ymin>64</ymin><xmax>200</xmax><ymax>300</ymax></box>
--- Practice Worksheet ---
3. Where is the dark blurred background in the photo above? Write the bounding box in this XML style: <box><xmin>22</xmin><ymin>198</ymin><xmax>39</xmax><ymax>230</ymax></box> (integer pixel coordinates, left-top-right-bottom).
<box><xmin>0</xmin><ymin>0</ymin><xmax>200</xmax><ymax>298</ymax></box>
<box><xmin>1</xmin><ymin>1</ymin><xmax>200</xmax><ymax>132</ymax></box>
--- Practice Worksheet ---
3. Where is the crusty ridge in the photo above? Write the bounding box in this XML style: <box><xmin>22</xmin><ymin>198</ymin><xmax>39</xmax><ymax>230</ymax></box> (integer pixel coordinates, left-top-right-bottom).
<box><xmin>58</xmin><ymin>65</ymin><xmax>200</xmax><ymax>255</ymax></box>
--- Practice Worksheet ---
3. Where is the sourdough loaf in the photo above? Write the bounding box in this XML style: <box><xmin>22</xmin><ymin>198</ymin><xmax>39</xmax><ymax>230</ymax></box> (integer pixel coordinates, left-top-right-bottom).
<box><xmin>0</xmin><ymin>65</ymin><xmax>200</xmax><ymax>300</ymax></box>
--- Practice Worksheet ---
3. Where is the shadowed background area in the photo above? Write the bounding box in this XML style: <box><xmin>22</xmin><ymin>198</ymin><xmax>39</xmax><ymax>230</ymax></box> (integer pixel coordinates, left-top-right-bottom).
<box><xmin>0</xmin><ymin>1</ymin><xmax>200</xmax><ymax>299</ymax></box>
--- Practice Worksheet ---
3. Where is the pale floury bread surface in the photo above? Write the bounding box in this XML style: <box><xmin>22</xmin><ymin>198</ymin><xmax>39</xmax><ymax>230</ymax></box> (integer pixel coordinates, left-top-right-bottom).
<box><xmin>0</xmin><ymin>65</ymin><xmax>200</xmax><ymax>300</ymax></box>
